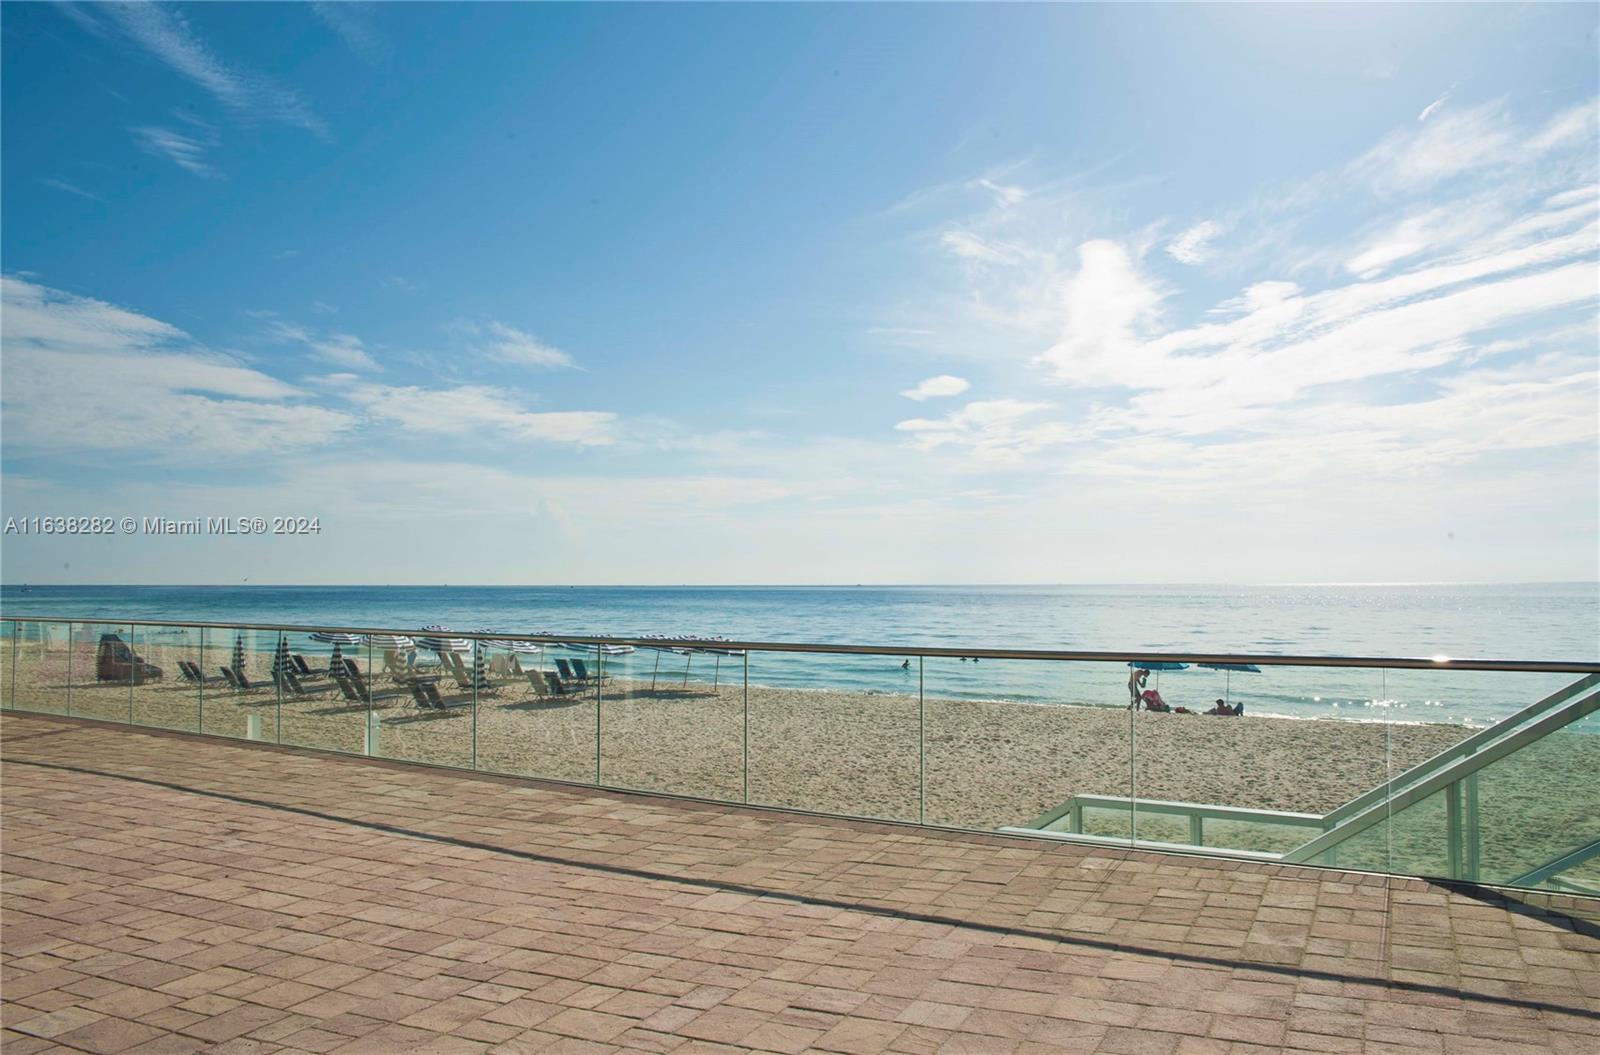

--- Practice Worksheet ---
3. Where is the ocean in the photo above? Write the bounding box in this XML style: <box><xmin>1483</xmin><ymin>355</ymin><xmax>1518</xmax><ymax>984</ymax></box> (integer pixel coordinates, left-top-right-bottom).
<box><xmin>3</xmin><ymin>582</ymin><xmax>1596</xmax><ymax>727</ymax></box>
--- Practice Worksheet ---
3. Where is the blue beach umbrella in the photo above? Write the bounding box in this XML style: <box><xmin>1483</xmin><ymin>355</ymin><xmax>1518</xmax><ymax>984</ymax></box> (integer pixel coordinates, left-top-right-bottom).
<box><xmin>1198</xmin><ymin>662</ymin><xmax>1260</xmax><ymax>706</ymax></box>
<box><xmin>1128</xmin><ymin>661</ymin><xmax>1190</xmax><ymax>671</ymax></box>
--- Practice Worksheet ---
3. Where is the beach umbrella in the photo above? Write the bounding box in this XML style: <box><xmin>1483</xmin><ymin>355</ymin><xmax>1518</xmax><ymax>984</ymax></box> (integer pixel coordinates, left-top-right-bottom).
<box><xmin>418</xmin><ymin>625</ymin><xmax>470</xmax><ymax>654</ymax></box>
<box><xmin>362</xmin><ymin>633</ymin><xmax>416</xmax><ymax>650</ymax></box>
<box><xmin>232</xmin><ymin>635</ymin><xmax>246</xmax><ymax>675</ymax></box>
<box><xmin>272</xmin><ymin>636</ymin><xmax>291</xmax><ymax>678</ymax></box>
<box><xmin>309</xmin><ymin>631</ymin><xmax>363</xmax><ymax>644</ymax></box>
<box><xmin>640</xmin><ymin>635</ymin><xmax>692</xmax><ymax>691</ymax></box>
<box><xmin>1198</xmin><ymin>662</ymin><xmax>1260</xmax><ymax>707</ymax></box>
<box><xmin>1128</xmin><ymin>661</ymin><xmax>1190</xmax><ymax>671</ymax></box>
<box><xmin>691</xmin><ymin>637</ymin><xmax>744</xmax><ymax>691</ymax></box>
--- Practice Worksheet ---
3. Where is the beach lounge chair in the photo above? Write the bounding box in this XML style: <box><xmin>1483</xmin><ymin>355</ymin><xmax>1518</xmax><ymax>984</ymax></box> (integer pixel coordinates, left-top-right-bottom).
<box><xmin>292</xmin><ymin>654</ymin><xmax>327</xmax><ymax>678</ymax></box>
<box><xmin>420</xmin><ymin>681</ymin><xmax>450</xmax><ymax>709</ymax></box>
<box><xmin>231</xmin><ymin>667</ymin><xmax>256</xmax><ymax>690</ymax></box>
<box><xmin>524</xmin><ymin>670</ymin><xmax>557</xmax><ymax>698</ymax></box>
<box><xmin>571</xmin><ymin>659</ymin><xmax>607</xmax><ymax>685</ymax></box>
<box><xmin>446</xmin><ymin>653</ymin><xmax>475</xmax><ymax>690</ymax></box>
<box><xmin>333</xmin><ymin>674</ymin><xmax>366</xmax><ymax>704</ymax></box>
<box><xmin>546</xmin><ymin>670</ymin><xmax>578</xmax><ymax>696</ymax></box>
<box><xmin>555</xmin><ymin>658</ymin><xmax>581</xmax><ymax>684</ymax></box>
<box><xmin>219</xmin><ymin>667</ymin><xmax>241</xmax><ymax>690</ymax></box>
<box><xmin>449</xmin><ymin>652</ymin><xmax>494</xmax><ymax>693</ymax></box>
<box><xmin>179</xmin><ymin>660</ymin><xmax>221</xmax><ymax>686</ymax></box>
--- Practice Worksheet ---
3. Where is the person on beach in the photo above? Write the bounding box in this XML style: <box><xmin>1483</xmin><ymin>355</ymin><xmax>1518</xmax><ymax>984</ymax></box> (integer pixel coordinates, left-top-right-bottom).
<box><xmin>1140</xmin><ymin>688</ymin><xmax>1171</xmax><ymax>712</ymax></box>
<box><xmin>1206</xmin><ymin>697</ymin><xmax>1237</xmax><ymax>716</ymax></box>
<box><xmin>1128</xmin><ymin>668</ymin><xmax>1149</xmax><ymax>709</ymax></box>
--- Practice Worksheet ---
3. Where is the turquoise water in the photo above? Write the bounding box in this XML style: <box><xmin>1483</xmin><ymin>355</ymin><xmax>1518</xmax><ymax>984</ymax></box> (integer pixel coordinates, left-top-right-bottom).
<box><xmin>4</xmin><ymin>583</ymin><xmax>1596</xmax><ymax>726</ymax></box>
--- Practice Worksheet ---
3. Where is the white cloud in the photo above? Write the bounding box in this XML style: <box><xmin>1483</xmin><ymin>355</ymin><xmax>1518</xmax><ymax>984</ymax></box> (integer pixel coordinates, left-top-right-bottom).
<box><xmin>1034</xmin><ymin>240</ymin><xmax>1165</xmax><ymax>387</ymax></box>
<box><xmin>132</xmin><ymin>125</ymin><xmax>218</xmax><ymax>178</ymax></box>
<box><xmin>345</xmin><ymin>383</ymin><xmax>617</xmax><ymax>446</ymax></box>
<box><xmin>41</xmin><ymin>178</ymin><xmax>102</xmax><ymax>203</ymax></box>
<box><xmin>265</xmin><ymin>319</ymin><xmax>381</xmax><ymax>370</ymax></box>
<box><xmin>103</xmin><ymin>2</ymin><xmax>327</xmax><ymax>136</ymax></box>
<box><xmin>896</xmin><ymin>399</ymin><xmax>1081</xmax><ymax>464</ymax></box>
<box><xmin>1417</xmin><ymin>92</ymin><xmax>1450</xmax><ymax>123</ymax></box>
<box><xmin>940</xmin><ymin>230</ymin><xmax>1020</xmax><ymax>265</ymax></box>
<box><xmin>900</xmin><ymin>375</ymin><xmax>970</xmax><ymax>401</ymax></box>
<box><xmin>463</xmin><ymin>321</ymin><xmax>577</xmax><ymax>369</ymax></box>
<box><xmin>1167</xmin><ymin>220</ymin><xmax>1222</xmax><ymax>265</ymax></box>
<box><xmin>0</xmin><ymin>276</ymin><xmax>351</xmax><ymax>455</ymax></box>
<box><xmin>310</xmin><ymin>1</ymin><xmax>387</xmax><ymax>62</ymax></box>
<box><xmin>975</xmin><ymin>177</ymin><xmax>1027</xmax><ymax>207</ymax></box>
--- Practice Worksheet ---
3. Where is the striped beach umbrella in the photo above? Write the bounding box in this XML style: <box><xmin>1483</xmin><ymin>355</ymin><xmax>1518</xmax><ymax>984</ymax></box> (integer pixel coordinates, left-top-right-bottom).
<box><xmin>272</xmin><ymin>636</ymin><xmax>292</xmax><ymax>678</ymax></box>
<box><xmin>232</xmin><ymin>634</ymin><xmax>247</xmax><ymax>675</ymax></box>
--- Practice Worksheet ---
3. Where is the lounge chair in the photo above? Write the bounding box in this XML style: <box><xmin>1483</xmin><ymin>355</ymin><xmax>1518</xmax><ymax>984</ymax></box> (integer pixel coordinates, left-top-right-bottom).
<box><xmin>219</xmin><ymin>667</ymin><xmax>241</xmax><ymax>690</ymax></box>
<box><xmin>231</xmin><ymin>667</ymin><xmax>256</xmax><ymax>690</ymax></box>
<box><xmin>333</xmin><ymin>673</ymin><xmax>367</xmax><ymax>704</ymax></box>
<box><xmin>524</xmin><ymin>670</ymin><xmax>557</xmax><ymax>698</ymax></box>
<box><xmin>555</xmin><ymin>658</ymin><xmax>581</xmax><ymax>684</ymax></box>
<box><xmin>420</xmin><ymin>681</ymin><xmax>450</xmax><ymax>709</ymax></box>
<box><xmin>448</xmin><ymin>652</ymin><xmax>494</xmax><ymax>693</ymax></box>
<box><xmin>571</xmin><ymin>659</ymin><xmax>607</xmax><ymax>685</ymax></box>
<box><xmin>292</xmin><ymin>654</ymin><xmax>327</xmax><ymax>679</ymax></box>
<box><xmin>179</xmin><ymin>660</ymin><xmax>223</xmax><ymax>686</ymax></box>
<box><xmin>547</xmin><ymin>670</ymin><xmax>578</xmax><ymax>696</ymax></box>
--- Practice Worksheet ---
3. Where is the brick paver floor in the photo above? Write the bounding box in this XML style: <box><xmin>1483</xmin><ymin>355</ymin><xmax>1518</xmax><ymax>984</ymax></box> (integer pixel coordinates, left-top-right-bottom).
<box><xmin>2</xmin><ymin>711</ymin><xmax>1596</xmax><ymax>1054</ymax></box>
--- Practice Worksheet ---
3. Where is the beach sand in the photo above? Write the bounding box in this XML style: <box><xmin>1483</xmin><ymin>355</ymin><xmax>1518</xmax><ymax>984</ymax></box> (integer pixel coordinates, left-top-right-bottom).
<box><xmin>7</xmin><ymin>635</ymin><xmax>1596</xmax><ymax>887</ymax></box>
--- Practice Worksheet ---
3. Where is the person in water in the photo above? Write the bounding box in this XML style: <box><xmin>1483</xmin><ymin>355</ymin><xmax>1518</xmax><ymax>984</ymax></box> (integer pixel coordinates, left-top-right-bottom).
<box><xmin>1128</xmin><ymin>668</ymin><xmax>1149</xmax><ymax>709</ymax></box>
<box><xmin>900</xmin><ymin>659</ymin><xmax>910</xmax><ymax>671</ymax></box>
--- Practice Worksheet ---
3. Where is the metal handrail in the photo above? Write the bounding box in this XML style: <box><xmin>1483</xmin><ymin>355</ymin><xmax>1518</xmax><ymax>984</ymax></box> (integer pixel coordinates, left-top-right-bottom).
<box><xmin>2</xmin><ymin>615</ymin><xmax>1596</xmax><ymax>673</ymax></box>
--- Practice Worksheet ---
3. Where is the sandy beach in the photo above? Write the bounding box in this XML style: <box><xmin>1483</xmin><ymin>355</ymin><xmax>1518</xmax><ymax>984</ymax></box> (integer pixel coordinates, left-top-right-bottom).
<box><xmin>6</xmin><ymin>635</ymin><xmax>1596</xmax><ymax>886</ymax></box>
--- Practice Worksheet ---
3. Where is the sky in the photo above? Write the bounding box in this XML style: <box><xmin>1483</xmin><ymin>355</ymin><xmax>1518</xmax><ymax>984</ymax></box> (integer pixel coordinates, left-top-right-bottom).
<box><xmin>1</xmin><ymin>2</ymin><xmax>1597</xmax><ymax>585</ymax></box>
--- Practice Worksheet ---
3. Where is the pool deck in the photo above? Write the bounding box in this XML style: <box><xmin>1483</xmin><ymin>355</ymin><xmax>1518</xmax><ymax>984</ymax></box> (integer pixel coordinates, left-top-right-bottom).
<box><xmin>2</xmin><ymin>711</ymin><xmax>1596</xmax><ymax>1055</ymax></box>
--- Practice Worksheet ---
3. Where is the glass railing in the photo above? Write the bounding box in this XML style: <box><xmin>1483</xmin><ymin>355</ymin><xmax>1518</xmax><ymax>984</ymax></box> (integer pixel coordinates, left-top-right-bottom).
<box><xmin>2</xmin><ymin>616</ymin><xmax>1596</xmax><ymax>895</ymax></box>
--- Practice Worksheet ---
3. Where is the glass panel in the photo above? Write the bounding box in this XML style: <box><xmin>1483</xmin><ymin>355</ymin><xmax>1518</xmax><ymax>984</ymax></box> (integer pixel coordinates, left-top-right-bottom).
<box><xmin>924</xmin><ymin>658</ymin><xmax>1133</xmax><ymax>840</ymax></box>
<box><xmin>1</xmin><ymin>620</ymin><xmax>12</xmax><ymax>709</ymax></box>
<box><xmin>747</xmin><ymin>647</ymin><xmax>919</xmax><ymax>822</ymax></box>
<box><xmin>599</xmin><ymin>643</ymin><xmax>744</xmax><ymax>801</ymax></box>
<box><xmin>201</xmin><ymin>626</ymin><xmax>280</xmax><ymax>742</ymax></box>
<box><xmin>12</xmin><ymin>621</ymin><xmax>69</xmax><ymax>714</ymax></box>
<box><xmin>131</xmin><ymin>623</ymin><xmax>201</xmax><ymax>731</ymax></box>
<box><xmin>369</xmin><ymin>631</ymin><xmax>473</xmax><ymax>768</ymax></box>
<box><xmin>1124</xmin><ymin>662</ymin><xmax>1393</xmax><ymax>858</ymax></box>
<box><xmin>1475</xmin><ymin>707</ymin><xmax>1600</xmax><ymax>889</ymax></box>
<box><xmin>275</xmin><ymin>629</ymin><xmax>366</xmax><ymax>754</ymax></box>
<box><xmin>69</xmin><ymin>621</ymin><xmax>135</xmax><ymax>723</ymax></box>
<box><xmin>474</xmin><ymin>638</ymin><xmax>598</xmax><ymax>783</ymax></box>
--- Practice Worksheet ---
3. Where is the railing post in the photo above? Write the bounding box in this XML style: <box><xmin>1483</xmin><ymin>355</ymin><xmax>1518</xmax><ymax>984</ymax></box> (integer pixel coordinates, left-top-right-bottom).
<box><xmin>1446</xmin><ymin>780</ymin><xmax>1463</xmax><ymax>879</ymax></box>
<box><xmin>1464</xmin><ymin>773</ymin><xmax>1481</xmax><ymax>880</ymax></box>
<box><xmin>1190</xmin><ymin>813</ymin><xmax>1204</xmax><ymax>846</ymax></box>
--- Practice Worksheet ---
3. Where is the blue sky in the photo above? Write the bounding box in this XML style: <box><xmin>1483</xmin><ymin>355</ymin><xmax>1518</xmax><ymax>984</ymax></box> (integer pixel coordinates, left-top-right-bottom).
<box><xmin>2</xmin><ymin>3</ymin><xmax>1597</xmax><ymax>584</ymax></box>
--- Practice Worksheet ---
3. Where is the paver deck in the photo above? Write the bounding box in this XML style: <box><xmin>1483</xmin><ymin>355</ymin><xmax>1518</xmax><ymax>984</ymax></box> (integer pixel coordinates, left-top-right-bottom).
<box><xmin>2</xmin><ymin>711</ymin><xmax>1596</xmax><ymax>1054</ymax></box>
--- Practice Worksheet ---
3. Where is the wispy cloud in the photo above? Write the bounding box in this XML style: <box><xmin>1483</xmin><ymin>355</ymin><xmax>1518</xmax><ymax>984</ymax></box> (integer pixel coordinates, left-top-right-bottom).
<box><xmin>132</xmin><ymin>125</ymin><xmax>219</xmax><ymax>178</ymax></box>
<box><xmin>1</xmin><ymin>275</ymin><xmax>351</xmax><ymax>456</ymax></box>
<box><xmin>456</xmin><ymin>320</ymin><xmax>577</xmax><ymax>369</ymax></box>
<box><xmin>310</xmin><ymin>1</ymin><xmax>388</xmax><ymax>62</ymax></box>
<box><xmin>343</xmin><ymin>383</ymin><xmax>617</xmax><ymax>446</ymax></box>
<box><xmin>98</xmin><ymin>2</ymin><xmax>327</xmax><ymax>136</ymax></box>
<box><xmin>1166</xmin><ymin>220</ymin><xmax>1222</xmax><ymax>265</ymax></box>
<box><xmin>889</xmin><ymin>96</ymin><xmax>1600</xmax><ymax>493</ymax></box>
<box><xmin>900</xmin><ymin>375</ymin><xmax>970</xmax><ymax>401</ymax></box>
<box><xmin>265</xmin><ymin>319</ymin><xmax>382</xmax><ymax>371</ymax></box>
<box><xmin>40</xmin><ymin>178</ymin><xmax>103</xmax><ymax>203</ymax></box>
<box><xmin>1417</xmin><ymin>91</ymin><xmax>1451</xmax><ymax>123</ymax></box>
